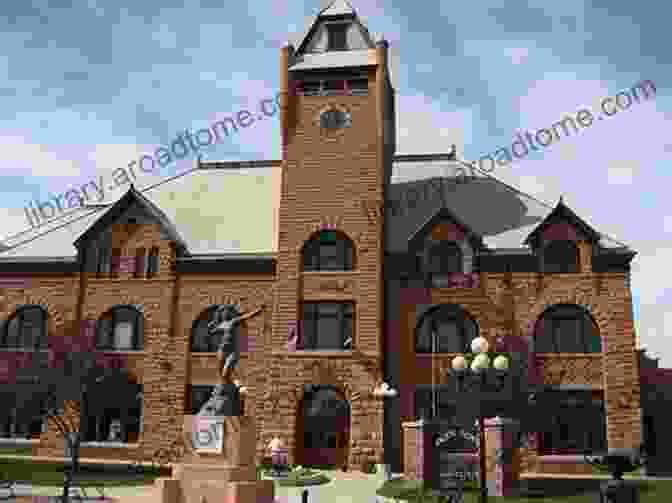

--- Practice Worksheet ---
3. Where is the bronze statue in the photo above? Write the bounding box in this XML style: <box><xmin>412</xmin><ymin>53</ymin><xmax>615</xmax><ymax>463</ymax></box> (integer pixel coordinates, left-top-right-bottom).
<box><xmin>208</xmin><ymin>304</ymin><xmax>264</xmax><ymax>386</ymax></box>
<box><xmin>196</xmin><ymin>304</ymin><xmax>265</xmax><ymax>418</ymax></box>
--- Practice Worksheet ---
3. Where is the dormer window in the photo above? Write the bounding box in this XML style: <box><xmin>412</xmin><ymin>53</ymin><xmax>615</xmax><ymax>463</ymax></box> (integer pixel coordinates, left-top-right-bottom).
<box><xmin>327</xmin><ymin>23</ymin><xmax>348</xmax><ymax>51</ymax></box>
<box><xmin>424</xmin><ymin>241</ymin><xmax>463</xmax><ymax>288</ymax></box>
<box><xmin>542</xmin><ymin>240</ymin><xmax>579</xmax><ymax>273</ymax></box>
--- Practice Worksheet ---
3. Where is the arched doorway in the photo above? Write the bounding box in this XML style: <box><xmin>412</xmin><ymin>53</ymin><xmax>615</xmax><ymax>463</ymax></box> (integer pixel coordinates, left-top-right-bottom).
<box><xmin>295</xmin><ymin>385</ymin><xmax>350</xmax><ymax>469</ymax></box>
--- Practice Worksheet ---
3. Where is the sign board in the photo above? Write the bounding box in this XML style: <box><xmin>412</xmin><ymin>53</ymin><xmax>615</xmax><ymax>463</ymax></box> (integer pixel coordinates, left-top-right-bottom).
<box><xmin>431</xmin><ymin>426</ymin><xmax>479</xmax><ymax>497</ymax></box>
<box><xmin>192</xmin><ymin>416</ymin><xmax>225</xmax><ymax>453</ymax></box>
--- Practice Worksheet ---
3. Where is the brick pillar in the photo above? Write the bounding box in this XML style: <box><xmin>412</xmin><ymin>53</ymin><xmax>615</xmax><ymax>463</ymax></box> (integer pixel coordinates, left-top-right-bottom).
<box><xmin>578</xmin><ymin>240</ymin><xmax>592</xmax><ymax>273</ymax></box>
<box><xmin>401</xmin><ymin>419</ymin><xmax>437</xmax><ymax>484</ymax></box>
<box><xmin>484</xmin><ymin>417</ymin><xmax>521</xmax><ymax>497</ymax></box>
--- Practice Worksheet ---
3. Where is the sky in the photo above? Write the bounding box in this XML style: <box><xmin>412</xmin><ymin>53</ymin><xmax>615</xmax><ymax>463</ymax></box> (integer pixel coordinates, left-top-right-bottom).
<box><xmin>0</xmin><ymin>1</ymin><xmax>670</xmax><ymax>364</ymax></box>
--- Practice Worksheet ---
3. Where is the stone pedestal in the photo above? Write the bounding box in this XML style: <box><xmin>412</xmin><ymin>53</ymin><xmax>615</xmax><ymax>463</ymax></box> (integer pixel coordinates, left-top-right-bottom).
<box><xmin>157</xmin><ymin>415</ymin><xmax>274</xmax><ymax>503</ymax></box>
<box><xmin>484</xmin><ymin>416</ymin><xmax>521</xmax><ymax>497</ymax></box>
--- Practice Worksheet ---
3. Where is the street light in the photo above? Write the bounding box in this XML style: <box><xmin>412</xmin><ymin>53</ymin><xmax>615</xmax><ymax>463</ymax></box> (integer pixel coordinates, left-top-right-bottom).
<box><xmin>447</xmin><ymin>338</ymin><xmax>511</xmax><ymax>503</ymax></box>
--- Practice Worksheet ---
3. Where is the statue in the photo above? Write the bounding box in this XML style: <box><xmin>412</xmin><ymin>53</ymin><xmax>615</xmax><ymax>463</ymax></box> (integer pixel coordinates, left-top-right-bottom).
<box><xmin>196</xmin><ymin>304</ymin><xmax>264</xmax><ymax>417</ymax></box>
<box><xmin>208</xmin><ymin>304</ymin><xmax>265</xmax><ymax>386</ymax></box>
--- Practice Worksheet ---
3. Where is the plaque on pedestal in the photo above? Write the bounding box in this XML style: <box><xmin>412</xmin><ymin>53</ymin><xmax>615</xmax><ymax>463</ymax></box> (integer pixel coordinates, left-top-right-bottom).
<box><xmin>192</xmin><ymin>416</ymin><xmax>225</xmax><ymax>454</ymax></box>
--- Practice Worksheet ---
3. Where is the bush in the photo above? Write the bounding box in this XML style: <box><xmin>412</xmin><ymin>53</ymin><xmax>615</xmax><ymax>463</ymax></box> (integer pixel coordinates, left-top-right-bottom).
<box><xmin>360</xmin><ymin>460</ymin><xmax>377</xmax><ymax>474</ymax></box>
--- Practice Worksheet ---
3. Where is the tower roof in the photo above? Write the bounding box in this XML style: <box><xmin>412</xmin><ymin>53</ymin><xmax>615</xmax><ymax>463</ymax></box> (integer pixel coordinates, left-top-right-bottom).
<box><xmin>290</xmin><ymin>1</ymin><xmax>377</xmax><ymax>71</ymax></box>
<box><xmin>319</xmin><ymin>0</ymin><xmax>356</xmax><ymax>17</ymax></box>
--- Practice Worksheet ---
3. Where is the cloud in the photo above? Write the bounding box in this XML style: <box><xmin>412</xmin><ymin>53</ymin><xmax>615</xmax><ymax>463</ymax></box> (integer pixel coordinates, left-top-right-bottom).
<box><xmin>0</xmin><ymin>135</ymin><xmax>85</xmax><ymax>178</ymax></box>
<box><xmin>606</xmin><ymin>162</ymin><xmax>636</xmax><ymax>186</ymax></box>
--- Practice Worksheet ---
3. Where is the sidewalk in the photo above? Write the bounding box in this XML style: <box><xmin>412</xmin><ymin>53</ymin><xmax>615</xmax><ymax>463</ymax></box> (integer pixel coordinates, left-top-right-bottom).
<box><xmin>1</xmin><ymin>469</ymin><xmax>400</xmax><ymax>503</ymax></box>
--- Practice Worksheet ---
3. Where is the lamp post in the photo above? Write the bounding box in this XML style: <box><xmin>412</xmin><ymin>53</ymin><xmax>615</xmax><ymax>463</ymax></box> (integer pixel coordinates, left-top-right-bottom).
<box><xmin>447</xmin><ymin>337</ymin><xmax>511</xmax><ymax>503</ymax></box>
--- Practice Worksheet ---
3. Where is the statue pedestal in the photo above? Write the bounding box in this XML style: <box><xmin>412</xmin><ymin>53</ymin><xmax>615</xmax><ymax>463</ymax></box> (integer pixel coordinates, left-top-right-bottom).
<box><xmin>156</xmin><ymin>415</ymin><xmax>274</xmax><ymax>503</ymax></box>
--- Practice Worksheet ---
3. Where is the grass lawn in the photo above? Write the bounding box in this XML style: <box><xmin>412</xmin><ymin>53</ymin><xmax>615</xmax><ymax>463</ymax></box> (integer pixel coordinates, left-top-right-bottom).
<box><xmin>0</xmin><ymin>447</ymin><xmax>33</xmax><ymax>456</ymax></box>
<box><xmin>0</xmin><ymin>458</ymin><xmax>165</xmax><ymax>487</ymax></box>
<box><xmin>377</xmin><ymin>477</ymin><xmax>672</xmax><ymax>502</ymax></box>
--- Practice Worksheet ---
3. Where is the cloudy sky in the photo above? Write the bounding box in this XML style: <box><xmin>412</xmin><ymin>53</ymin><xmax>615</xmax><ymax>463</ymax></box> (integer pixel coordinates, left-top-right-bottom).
<box><xmin>0</xmin><ymin>1</ymin><xmax>669</xmax><ymax>364</ymax></box>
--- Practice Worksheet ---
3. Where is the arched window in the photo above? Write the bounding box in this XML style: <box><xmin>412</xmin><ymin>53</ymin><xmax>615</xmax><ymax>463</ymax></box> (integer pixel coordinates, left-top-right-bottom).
<box><xmin>1</xmin><ymin>305</ymin><xmax>48</xmax><ymax>349</ymax></box>
<box><xmin>536</xmin><ymin>304</ymin><xmax>601</xmax><ymax>353</ymax></box>
<box><xmin>415</xmin><ymin>304</ymin><xmax>478</xmax><ymax>353</ymax></box>
<box><xmin>302</xmin><ymin>230</ymin><xmax>354</xmax><ymax>271</ymax></box>
<box><xmin>96</xmin><ymin>306</ymin><xmax>144</xmax><ymax>351</ymax></box>
<box><xmin>191</xmin><ymin>306</ymin><xmax>227</xmax><ymax>352</ymax></box>
<box><xmin>543</xmin><ymin>240</ymin><xmax>579</xmax><ymax>273</ymax></box>
<box><xmin>425</xmin><ymin>241</ymin><xmax>463</xmax><ymax>287</ymax></box>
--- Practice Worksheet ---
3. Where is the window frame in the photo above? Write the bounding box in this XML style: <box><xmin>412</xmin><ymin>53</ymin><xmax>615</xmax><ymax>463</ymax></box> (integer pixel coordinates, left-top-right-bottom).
<box><xmin>423</xmin><ymin>241</ymin><xmax>464</xmax><ymax>288</ymax></box>
<box><xmin>81</xmin><ymin>384</ymin><xmax>143</xmax><ymax>444</ymax></box>
<box><xmin>147</xmin><ymin>247</ymin><xmax>160</xmax><ymax>277</ymax></box>
<box><xmin>302</xmin><ymin>231</ymin><xmax>355</xmax><ymax>272</ymax></box>
<box><xmin>301</xmin><ymin>302</ymin><xmax>354</xmax><ymax>351</ymax></box>
<box><xmin>415</xmin><ymin>305</ymin><xmax>478</xmax><ymax>354</ymax></box>
<box><xmin>95</xmin><ymin>306</ymin><xmax>144</xmax><ymax>351</ymax></box>
<box><xmin>537</xmin><ymin>390</ymin><xmax>607</xmax><ymax>455</ymax></box>
<box><xmin>536</xmin><ymin>304</ymin><xmax>601</xmax><ymax>354</ymax></box>
<box><xmin>542</xmin><ymin>240</ymin><xmax>580</xmax><ymax>273</ymax></box>
<box><xmin>1</xmin><ymin>305</ymin><xmax>49</xmax><ymax>350</ymax></box>
<box><xmin>191</xmin><ymin>306</ymin><xmax>224</xmax><ymax>352</ymax></box>
<box><xmin>326</xmin><ymin>22</ymin><xmax>349</xmax><ymax>51</ymax></box>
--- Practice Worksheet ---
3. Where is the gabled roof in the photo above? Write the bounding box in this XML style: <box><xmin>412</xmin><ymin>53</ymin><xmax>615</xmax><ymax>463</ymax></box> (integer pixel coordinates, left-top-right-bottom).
<box><xmin>291</xmin><ymin>1</ymin><xmax>377</xmax><ymax>72</ymax></box>
<box><xmin>523</xmin><ymin>197</ymin><xmax>601</xmax><ymax>246</ymax></box>
<box><xmin>295</xmin><ymin>1</ymin><xmax>359</xmax><ymax>56</ymax></box>
<box><xmin>72</xmin><ymin>184</ymin><xmax>189</xmax><ymax>254</ymax></box>
<box><xmin>407</xmin><ymin>206</ymin><xmax>484</xmax><ymax>251</ymax></box>
<box><xmin>0</xmin><ymin>154</ymin><xmax>633</xmax><ymax>260</ymax></box>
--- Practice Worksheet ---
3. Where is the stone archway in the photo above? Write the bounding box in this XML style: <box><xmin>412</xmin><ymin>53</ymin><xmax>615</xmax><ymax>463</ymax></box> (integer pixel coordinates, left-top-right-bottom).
<box><xmin>295</xmin><ymin>385</ymin><xmax>350</xmax><ymax>469</ymax></box>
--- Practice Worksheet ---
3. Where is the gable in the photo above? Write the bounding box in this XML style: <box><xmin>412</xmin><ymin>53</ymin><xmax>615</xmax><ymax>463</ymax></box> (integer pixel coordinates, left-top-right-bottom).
<box><xmin>300</xmin><ymin>18</ymin><xmax>374</xmax><ymax>54</ymax></box>
<box><xmin>524</xmin><ymin>199</ymin><xmax>600</xmax><ymax>248</ymax></box>
<box><xmin>294</xmin><ymin>0</ymin><xmax>374</xmax><ymax>59</ymax></box>
<box><xmin>73</xmin><ymin>186</ymin><xmax>188</xmax><ymax>255</ymax></box>
<box><xmin>408</xmin><ymin>207</ymin><xmax>483</xmax><ymax>253</ymax></box>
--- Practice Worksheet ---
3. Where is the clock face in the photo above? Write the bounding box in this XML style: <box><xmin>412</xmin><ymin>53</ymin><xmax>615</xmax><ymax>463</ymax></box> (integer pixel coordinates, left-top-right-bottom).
<box><xmin>320</xmin><ymin>108</ymin><xmax>352</xmax><ymax>129</ymax></box>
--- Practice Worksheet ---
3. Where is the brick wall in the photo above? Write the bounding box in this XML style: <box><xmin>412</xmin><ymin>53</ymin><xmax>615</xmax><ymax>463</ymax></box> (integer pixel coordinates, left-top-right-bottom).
<box><xmin>398</xmin><ymin>233</ymin><xmax>640</xmax><ymax>475</ymax></box>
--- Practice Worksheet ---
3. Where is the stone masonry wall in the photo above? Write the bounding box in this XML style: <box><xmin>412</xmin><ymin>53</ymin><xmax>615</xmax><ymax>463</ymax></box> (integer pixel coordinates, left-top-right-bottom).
<box><xmin>399</xmin><ymin>235</ymin><xmax>641</xmax><ymax>476</ymax></box>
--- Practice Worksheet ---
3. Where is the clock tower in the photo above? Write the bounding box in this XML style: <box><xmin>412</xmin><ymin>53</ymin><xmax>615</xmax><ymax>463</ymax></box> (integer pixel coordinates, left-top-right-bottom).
<box><xmin>271</xmin><ymin>0</ymin><xmax>395</xmax><ymax>468</ymax></box>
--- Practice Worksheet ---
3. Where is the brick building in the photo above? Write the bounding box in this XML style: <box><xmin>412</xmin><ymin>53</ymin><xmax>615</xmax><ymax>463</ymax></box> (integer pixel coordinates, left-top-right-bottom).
<box><xmin>0</xmin><ymin>0</ymin><xmax>643</xmax><ymax>475</ymax></box>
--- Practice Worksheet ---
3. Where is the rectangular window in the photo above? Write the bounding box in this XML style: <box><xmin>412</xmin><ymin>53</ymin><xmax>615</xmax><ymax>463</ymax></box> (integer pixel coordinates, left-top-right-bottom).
<box><xmin>327</xmin><ymin>23</ymin><xmax>348</xmax><ymax>51</ymax></box>
<box><xmin>134</xmin><ymin>248</ymin><xmax>146</xmax><ymax>279</ymax></box>
<box><xmin>147</xmin><ymin>247</ymin><xmax>160</xmax><ymax>277</ymax></box>
<box><xmin>114</xmin><ymin>321</ymin><xmax>134</xmax><ymax>350</ymax></box>
<box><xmin>301</xmin><ymin>303</ymin><xmax>354</xmax><ymax>350</ymax></box>
<box><xmin>539</xmin><ymin>390</ymin><xmax>606</xmax><ymax>455</ymax></box>
<box><xmin>348</xmin><ymin>78</ymin><xmax>369</xmax><ymax>95</ymax></box>
<box><xmin>189</xmin><ymin>385</ymin><xmax>214</xmax><ymax>415</ymax></box>
<box><xmin>323</xmin><ymin>80</ymin><xmax>344</xmax><ymax>94</ymax></box>
<box><xmin>0</xmin><ymin>409</ymin><xmax>43</xmax><ymax>439</ymax></box>
<box><xmin>302</xmin><ymin>81</ymin><xmax>322</xmax><ymax>96</ymax></box>
<box><xmin>98</xmin><ymin>247</ymin><xmax>112</xmax><ymax>276</ymax></box>
<box><xmin>82</xmin><ymin>386</ymin><xmax>142</xmax><ymax>443</ymax></box>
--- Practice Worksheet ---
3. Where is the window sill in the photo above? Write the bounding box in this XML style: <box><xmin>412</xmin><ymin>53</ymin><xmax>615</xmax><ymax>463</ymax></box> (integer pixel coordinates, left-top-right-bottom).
<box><xmin>538</xmin><ymin>455</ymin><xmax>592</xmax><ymax>464</ymax></box>
<box><xmin>95</xmin><ymin>350</ymin><xmax>146</xmax><ymax>354</ymax></box>
<box><xmin>190</xmin><ymin>352</ymin><xmax>250</xmax><ymax>356</ymax></box>
<box><xmin>0</xmin><ymin>348</ymin><xmax>48</xmax><ymax>352</ymax></box>
<box><xmin>0</xmin><ymin>438</ymin><xmax>39</xmax><ymax>445</ymax></box>
<box><xmin>272</xmin><ymin>350</ymin><xmax>356</xmax><ymax>357</ymax></box>
<box><xmin>80</xmin><ymin>442</ymin><xmax>139</xmax><ymax>449</ymax></box>
<box><xmin>536</xmin><ymin>354</ymin><xmax>602</xmax><ymax>357</ymax></box>
<box><xmin>301</xmin><ymin>270</ymin><xmax>359</xmax><ymax>275</ymax></box>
